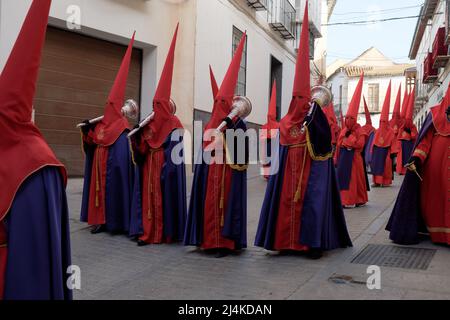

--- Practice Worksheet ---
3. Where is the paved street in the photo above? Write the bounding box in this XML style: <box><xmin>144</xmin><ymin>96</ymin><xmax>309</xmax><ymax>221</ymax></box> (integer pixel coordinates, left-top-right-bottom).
<box><xmin>67</xmin><ymin>166</ymin><xmax>450</xmax><ymax>300</ymax></box>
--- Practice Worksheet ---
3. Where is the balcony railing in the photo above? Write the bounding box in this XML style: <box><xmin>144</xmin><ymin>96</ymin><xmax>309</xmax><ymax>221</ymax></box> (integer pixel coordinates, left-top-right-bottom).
<box><xmin>432</xmin><ymin>27</ymin><xmax>450</xmax><ymax>68</ymax></box>
<box><xmin>246</xmin><ymin>0</ymin><xmax>269</xmax><ymax>11</ymax></box>
<box><xmin>423</xmin><ymin>52</ymin><xmax>438</xmax><ymax>83</ymax></box>
<box><xmin>268</xmin><ymin>0</ymin><xmax>296</xmax><ymax>40</ymax></box>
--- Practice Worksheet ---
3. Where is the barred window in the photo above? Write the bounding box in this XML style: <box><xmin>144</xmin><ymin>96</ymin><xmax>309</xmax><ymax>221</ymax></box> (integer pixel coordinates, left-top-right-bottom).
<box><xmin>232</xmin><ymin>26</ymin><xmax>247</xmax><ymax>96</ymax></box>
<box><xmin>368</xmin><ymin>83</ymin><xmax>380</xmax><ymax>112</ymax></box>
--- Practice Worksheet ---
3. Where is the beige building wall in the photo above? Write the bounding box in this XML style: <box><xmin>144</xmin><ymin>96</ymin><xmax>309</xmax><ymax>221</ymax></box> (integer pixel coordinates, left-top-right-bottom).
<box><xmin>0</xmin><ymin>0</ymin><xmax>197</xmax><ymax>130</ymax></box>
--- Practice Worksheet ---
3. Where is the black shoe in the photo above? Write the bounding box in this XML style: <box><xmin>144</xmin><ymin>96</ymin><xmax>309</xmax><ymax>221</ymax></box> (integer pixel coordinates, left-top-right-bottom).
<box><xmin>307</xmin><ymin>248</ymin><xmax>323</xmax><ymax>260</ymax></box>
<box><xmin>137</xmin><ymin>240</ymin><xmax>149</xmax><ymax>247</ymax></box>
<box><xmin>356</xmin><ymin>203</ymin><xmax>367</xmax><ymax>208</ymax></box>
<box><xmin>371</xmin><ymin>183</ymin><xmax>380</xmax><ymax>188</ymax></box>
<box><xmin>215</xmin><ymin>249</ymin><xmax>230</xmax><ymax>258</ymax></box>
<box><xmin>91</xmin><ymin>225</ymin><xmax>106</xmax><ymax>234</ymax></box>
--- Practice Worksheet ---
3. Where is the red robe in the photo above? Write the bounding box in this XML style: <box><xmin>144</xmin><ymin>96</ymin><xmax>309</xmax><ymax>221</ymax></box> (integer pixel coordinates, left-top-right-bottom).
<box><xmin>202</xmin><ymin>158</ymin><xmax>236</xmax><ymax>250</ymax></box>
<box><xmin>413</xmin><ymin>125</ymin><xmax>450</xmax><ymax>244</ymax></box>
<box><xmin>133</xmin><ymin>135</ymin><xmax>169</xmax><ymax>244</ymax></box>
<box><xmin>0</xmin><ymin>222</ymin><xmax>6</xmax><ymax>300</ymax></box>
<box><xmin>337</xmin><ymin>127</ymin><xmax>368</xmax><ymax>206</ymax></box>
<box><xmin>83</xmin><ymin>130</ymin><xmax>109</xmax><ymax>226</ymax></box>
<box><xmin>273</xmin><ymin>132</ymin><xmax>310</xmax><ymax>251</ymax></box>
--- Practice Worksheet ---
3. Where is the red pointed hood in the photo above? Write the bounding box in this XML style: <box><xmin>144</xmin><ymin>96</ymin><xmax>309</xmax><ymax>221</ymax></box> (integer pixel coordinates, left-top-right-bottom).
<box><xmin>430</xmin><ymin>84</ymin><xmax>450</xmax><ymax>135</ymax></box>
<box><xmin>93</xmin><ymin>33</ymin><xmax>135</xmax><ymax>146</ymax></box>
<box><xmin>347</xmin><ymin>73</ymin><xmax>364</xmax><ymax>119</ymax></box>
<box><xmin>400</xmin><ymin>89</ymin><xmax>410</xmax><ymax>119</ymax></box>
<box><xmin>323</xmin><ymin>103</ymin><xmax>340</xmax><ymax>145</ymax></box>
<box><xmin>361</xmin><ymin>96</ymin><xmax>375</xmax><ymax>137</ymax></box>
<box><xmin>279</xmin><ymin>1</ymin><xmax>311</xmax><ymax>145</ymax></box>
<box><xmin>391</xmin><ymin>85</ymin><xmax>406</xmax><ymax>131</ymax></box>
<box><xmin>379</xmin><ymin>81</ymin><xmax>392</xmax><ymax>123</ymax></box>
<box><xmin>261</xmin><ymin>81</ymin><xmax>280</xmax><ymax>139</ymax></box>
<box><xmin>209</xmin><ymin>65</ymin><xmax>219</xmax><ymax>100</ymax></box>
<box><xmin>323</xmin><ymin>103</ymin><xmax>338</xmax><ymax>125</ymax></box>
<box><xmin>363</xmin><ymin>96</ymin><xmax>372</xmax><ymax>126</ymax></box>
<box><xmin>143</xmin><ymin>24</ymin><xmax>183</xmax><ymax>149</ymax></box>
<box><xmin>399</xmin><ymin>87</ymin><xmax>418</xmax><ymax>141</ymax></box>
<box><xmin>0</xmin><ymin>0</ymin><xmax>66</xmax><ymax>221</ymax></box>
<box><xmin>391</xmin><ymin>84</ymin><xmax>402</xmax><ymax>120</ymax></box>
<box><xmin>405</xmin><ymin>87</ymin><xmax>415</xmax><ymax>121</ymax></box>
<box><xmin>374</xmin><ymin>81</ymin><xmax>395</xmax><ymax>147</ymax></box>
<box><xmin>204</xmin><ymin>32</ymin><xmax>247</xmax><ymax>133</ymax></box>
<box><xmin>344</xmin><ymin>73</ymin><xmax>364</xmax><ymax>131</ymax></box>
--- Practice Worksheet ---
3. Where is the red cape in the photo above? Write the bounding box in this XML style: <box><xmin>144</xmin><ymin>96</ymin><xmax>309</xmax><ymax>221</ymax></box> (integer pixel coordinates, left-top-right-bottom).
<box><xmin>0</xmin><ymin>0</ymin><xmax>66</xmax><ymax>221</ymax></box>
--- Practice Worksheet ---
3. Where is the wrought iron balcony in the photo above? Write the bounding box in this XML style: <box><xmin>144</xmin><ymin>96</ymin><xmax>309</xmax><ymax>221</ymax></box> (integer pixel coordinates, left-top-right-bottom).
<box><xmin>246</xmin><ymin>0</ymin><xmax>269</xmax><ymax>11</ymax></box>
<box><xmin>267</xmin><ymin>0</ymin><xmax>296</xmax><ymax>40</ymax></box>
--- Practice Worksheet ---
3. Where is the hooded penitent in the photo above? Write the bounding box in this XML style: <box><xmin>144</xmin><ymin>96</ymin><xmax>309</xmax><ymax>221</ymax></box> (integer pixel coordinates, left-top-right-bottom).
<box><xmin>336</xmin><ymin>73</ymin><xmax>368</xmax><ymax>205</ymax></box>
<box><xmin>341</xmin><ymin>73</ymin><xmax>364</xmax><ymax>136</ymax></box>
<box><xmin>255</xmin><ymin>1</ymin><xmax>352</xmax><ymax>252</ymax></box>
<box><xmin>390</xmin><ymin>84</ymin><xmax>402</xmax><ymax>130</ymax></box>
<box><xmin>387</xmin><ymin>84</ymin><xmax>450</xmax><ymax>245</ymax></box>
<box><xmin>396</xmin><ymin>87</ymin><xmax>418</xmax><ymax>173</ymax></box>
<box><xmin>92</xmin><ymin>33</ymin><xmax>136</xmax><ymax>147</ymax></box>
<box><xmin>400</xmin><ymin>90</ymin><xmax>410</xmax><ymax>121</ymax></box>
<box><xmin>279</xmin><ymin>4</ymin><xmax>311</xmax><ymax>146</ymax></box>
<box><xmin>129</xmin><ymin>24</ymin><xmax>187</xmax><ymax>245</ymax></box>
<box><xmin>80</xmin><ymin>32</ymin><xmax>138</xmax><ymax>234</ymax></box>
<box><xmin>204</xmin><ymin>33</ymin><xmax>247</xmax><ymax>134</ymax></box>
<box><xmin>184</xmin><ymin>30</ymin><xmax>249</xmax><ymax>251</ymax></box>
<box><xmin>261</xmin><ymin>81</ymin><xmax>280</xmax><ymax>140</ymax></box>
<box><xmin>374</xmin><ymin>81</ymin><xmax>395</xmax><ymax>148</ymax></box>
<box><xmin>143</xmin><ymin>25</ymin><xmax>183</xmax><ymax>149</ymax></box>
<box><xmin>0</xmin><ymin>0</ymin><xmax>66</xmax><ymax>221</ymax></box>
<box><xmin>0</xmin><ymin>0</ymin><xmax>72</xmax><ymax>300</ymax></box>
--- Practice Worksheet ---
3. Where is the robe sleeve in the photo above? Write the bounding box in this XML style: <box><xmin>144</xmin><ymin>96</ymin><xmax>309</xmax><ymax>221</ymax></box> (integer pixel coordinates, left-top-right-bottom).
<box><xmin>413</xmin><ymin>128</ymin><xmax>433</xmax><ymax>163</ymax></box>
<box><xmin>343</xmin><ymin>131</ymin><xmax>365</xmax><ymax>150</ymax></box>
<box><xmin>130</xmin><ymin>132</ymin><xmax>149</xmax><ymax>165</ymax></box>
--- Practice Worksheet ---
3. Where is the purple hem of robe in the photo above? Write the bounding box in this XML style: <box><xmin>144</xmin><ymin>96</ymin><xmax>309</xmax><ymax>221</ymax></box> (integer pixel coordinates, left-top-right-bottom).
<box><xmin>337</xmin><ymin>148</ymin><xmax>354</xmax><ymax>190</ymax></box>
<box><xmin>386</xmin><ymin>114</ymin><xmax>433</xmax><ymax>245</ymax></box>
<box><xmin>4</xmin><ymin>167</ymin><xmax>72</xmax><ymax>300</ymax></box>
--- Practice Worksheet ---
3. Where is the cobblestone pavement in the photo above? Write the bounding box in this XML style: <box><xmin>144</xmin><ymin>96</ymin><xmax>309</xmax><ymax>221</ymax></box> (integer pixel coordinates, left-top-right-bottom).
<box><xmin>66</xmin><ymin>166</ymin><xmax>450</xmax><ymax>300</ymax></box>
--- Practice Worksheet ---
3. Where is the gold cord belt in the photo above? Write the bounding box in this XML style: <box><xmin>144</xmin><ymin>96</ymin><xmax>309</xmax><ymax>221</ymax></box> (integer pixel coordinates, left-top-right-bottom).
<box><xmin>95</xmin><ymin>147</ymin><xmax>102</xmax><ymax>208</ymax></box>
<box><xmin>291</xmin><ymin>143</ymin><xmax>307</xmax><ymax>203</ymax></box>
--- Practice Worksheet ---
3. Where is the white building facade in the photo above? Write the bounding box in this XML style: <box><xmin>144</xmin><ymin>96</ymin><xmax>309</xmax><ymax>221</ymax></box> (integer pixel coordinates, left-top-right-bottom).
<box><xmin>0</xmin><ymin>0</ymin><xmax>333</xmax><ymax>175</ymax></box>
<box><xmin>327</xmin><ymin>47</ymin><xmax>414</xmax><ymax>128</ymax></box>
<box><xmin>409</xmin><ymin>0</ymin><xmax>450</xmax><ymax>129</ymax></box>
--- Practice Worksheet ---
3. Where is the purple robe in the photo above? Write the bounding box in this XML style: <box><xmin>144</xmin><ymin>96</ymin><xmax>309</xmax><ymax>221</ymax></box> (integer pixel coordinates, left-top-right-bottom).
<box><xmin>337</xmin><ymin>148</ymin><xmax>354</xmax><ymax>190</ymax></box>
<box><xmin>386</xmin><ymin>115</ymin><xmax>434</xmax><ymax>244</ymax></box>
<box><xmin>255</xmin><ymin>107</ymin><xmax>353</xmax><ymax>251</ymax></box>
<box><xmin>3</xmin><ymin>167</ymin><xmax>72</xmax><ymax>300</ymax></box>
<box><xmin>184</xmin><ymin>120</ymin><xmax>248</xmax><ymax>249</ymax></box>
<box><xmin>80</xmin><ymin>132</ymin><xmax>135</xmax><ymax>235</ymax></box>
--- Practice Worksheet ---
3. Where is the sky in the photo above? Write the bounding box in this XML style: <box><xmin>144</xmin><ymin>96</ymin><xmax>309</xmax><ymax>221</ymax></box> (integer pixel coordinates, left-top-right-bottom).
<box><xmin>326</xmin><ymin>0</ymin><xmax>424</xmax><ymax>66</ymax></box>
